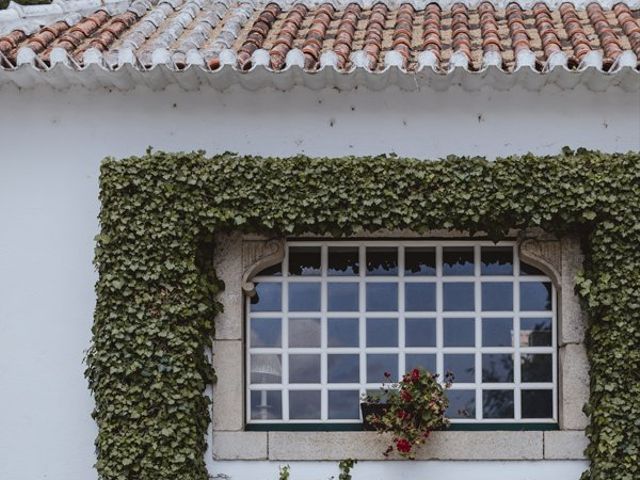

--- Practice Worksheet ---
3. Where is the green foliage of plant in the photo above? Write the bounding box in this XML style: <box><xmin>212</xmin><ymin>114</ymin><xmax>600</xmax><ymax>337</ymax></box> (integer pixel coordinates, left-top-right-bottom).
<box><xmin>365</xmin><ymin>368</ymin><xmax>451</xmax><ymax>459</ymax></box>
<box><xmin>88</xmin><ymin>149</ymin><xmax>639</xmax><ymax>479</ymax></box>
<box><xmin>278</xmin><ymin>464</ymin><xmax>290</xmax><ymax>480</ymax></box>
<box><xmin>337</xmin><ymin>458</ymin><xmax>357</xmax><ymax>480</ymax></box>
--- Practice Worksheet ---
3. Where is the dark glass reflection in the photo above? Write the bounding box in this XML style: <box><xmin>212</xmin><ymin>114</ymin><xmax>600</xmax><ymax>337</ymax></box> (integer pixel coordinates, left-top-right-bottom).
<box><xmin>405</xmin><ymin>247</ymin><xmax>436</xmax><ymax>276</ymax></box>
<box><xmin>328</xmin><ymin>247</ymin><xmax>360</xmax><ymax>276</ymax></box>
<box><xmin>522</xmin><ymin>390</ymin><xmax>554</xmax><ymax>419</ymax></box>
<box><xmin>250</xmin><ymin>317</ymin><xmax>281</xmax><ymax>348</ymax></box>
<box><xmin>482</xmin><ymin>353</ymin><xmax>514</xmax><ymax>383</ymax></box>
<box><xmin>406</xmin><ymin>354</ymin><xmax>436</xmax><ymax>374</ymax></box>
<box><xmin>443</xmin><ymin>247</ymin><xmax>474</xmax><ymax>275</ymax></box>
<box><xmin>520</xmin><ymin>282</ymin><xmax>553</xmax><ymax>311</ymax></box>
<box><xmin>288</xmin><ymin>246</ymin><xmax>321</xmax><ymax>276</ymax></box>
<box><xmin>251</xmin><ymin>282</ymin><xmax>282</xmax><ymax>312</ymax></box>
<box><xmin>482</xmin><ymin>390</ymin><xmax>514</xmax><ymax>419</ymax></box>
<box><xmin>482</xmin><ymin>317</ymin><xmax>513</xmax><ymax>347</ymax></box>
<box><xmin>481</xmin><ymin>282</ymin><xmax>513</xmax><ymax>311</ymax></box>
<box><xmin>328</xmin><ymin>354</ymin><xmax>360</xmax><ymax>383</ymax></box>
<box><xmin>366</xmin><ymin>247</ymin><xmax>398</xmax><ymax>275</ymax></box>
<box><xmin>366</xmin><ymin>318</ymin><xmax>398</xmax><ymax>347</ymax></box>
<box><xmin>446</xmin><ymin>390</ymin><xmax>476</xmax><ymax>419</ymax></box>
<box><xmin>405</xmin><ymin>318</ymin><xmax>436</xmax><ymax>347</ymax></box>
<box><xmin>444</xmin><ymin>354</ymin><xmax>475</xmax><ymax>383</ymax></box>
<box><xmin>288</xmin><ymin>282</ymin><xmax>321</xmax><ymax>312</ymax></box>
<box><xmin>288</xmin><ymin>317</ymin><xmax>320</xmax><ymax>348</ymax></box>
<box><xmin>520</xmin><ymin>317</ymin><xmax>552</xmax><ymax>346</ymax></box>
<box><xmin>289</xmin><ymin>354</ymin><xmax>321</xmax><ymax>383</ymax></box>
<box><xmin>443</xmin><ymin>282</ymin><xmax>475</xmax><ymax>311</ymax></box>
<box><xmin>366</xmin><ymin>282</ymin><xmax>398</xmax><ymax>311</ymax></box>
<box><xmin>328</xmin><ymin>282</ymin><xmax>359</xmax><ymax>311</ymax></box>
<box><xmin>367</xmin><ymin>354</ymin><xmax>398</xmax><ymax>382</ymax></box>
<box><xmin>443</xmin><ymin>317</ymin><xmax>475</xmax><ymax>347</ymax></box>
<box><xmin>289</xmin><ymin>390</ymin><xmax>321</xmax><ymax>419</ymax></box>
<box><xmin>481</xmin><ymin>247</ymin><xmax>513</xmax><ymax>275</ymax></box>
<box><xmin>250</xmin><ymin>390</ymin><xmax>282</xmax><ymax>420</ymax></box>
<box><xmin>328</xmin><ymin>318</ymin><xmax>359</xmax><ymax>347</ymax></box>
<box><xmin>405</xmin><ymin>283</ymin><xmax>436</xmax><ymax>311</ymax></box>
<box><xmin>520</xmin><ymin>262</ymin><xmax>546</xmax><ymax>276</ymax></box>
<box><xmin>521</xmin><ymin>354</ymin><xmax>553</xmax><ymax>382</ymax></box>
<box><xmin>329</xmin><ymin>390</ymin><xmax>361</xmax><ymax>419</ymax></box>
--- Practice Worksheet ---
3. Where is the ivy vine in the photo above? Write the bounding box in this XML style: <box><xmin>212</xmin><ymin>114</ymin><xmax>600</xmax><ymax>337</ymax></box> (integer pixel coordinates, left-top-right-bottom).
<box><xmin>87</xmin><ymin>149</ymin><xmax>639</xmax><ymax>480</ymax></box>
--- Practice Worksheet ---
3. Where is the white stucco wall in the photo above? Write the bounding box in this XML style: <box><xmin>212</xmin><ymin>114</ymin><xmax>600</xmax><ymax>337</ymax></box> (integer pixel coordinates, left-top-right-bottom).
<box><xmin>0</xmin><ymin>82</ymin><xmax>637</xmax><ymax>480</ymax></box>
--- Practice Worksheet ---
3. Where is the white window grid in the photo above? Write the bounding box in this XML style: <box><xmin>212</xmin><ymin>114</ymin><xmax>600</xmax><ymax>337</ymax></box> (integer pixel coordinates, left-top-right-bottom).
<box><xmin>246</xmin><ymin>240</ymin><xmax>557</xmax><ymax>424</ymax></box>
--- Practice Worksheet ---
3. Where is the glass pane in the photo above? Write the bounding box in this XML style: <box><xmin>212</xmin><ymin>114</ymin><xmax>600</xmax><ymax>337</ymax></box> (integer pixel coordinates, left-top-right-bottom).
<box><xmin>250</xmin><ymin>317</ymin><xmax>281</xmax><ymax>348</ymax></box>
<box><xmin>250</xmin><ymin>390</ymin><xmax>282</xmax><ymax>420</ymax></box>
<box><xmin>520</xmin><ymin>261</ymin><xmax>546</xmax><ymax>276</ymax></box>
<box><xmin>328</xmin><ymin>282</ymin><xmax>359</xmax><ymax>311</ymax></box>
<box><xmin>256</xmin><ymin>263</ymin><xmax>282</xmax><ymax>276</ymax></box>
<box><xmin>250</xmin><ymin>354</ymin><xmax>282</xmax><ymax>383</ymax></box>
<box><xmin>405</xmin><ymin>353</ymin><xmax>436</xmax><ymax>374</ymax></box>
<box><xmin>482</xmin><ymin>353</ymin><xmax>514</xmax><ymax>383</ymax></box>
<box><xmin>367</xmin><ymin>354</ymin><xmax>398</xmax><ymax>382</ymax></box>
<box><xmin>443</xmin><ymin>282</ymin><xmax>474</xmax><ymax>311</ymax></box>
<box><xmin>405</xmin><ymin>318</ymin><xmax>436</xmax><ymax>347</ymax></box>
<box><xmin>329</xmin><ymin>390</ymin><xmax>360</xmax><ymax>419</ymax></box>
<box><xmin>521</xmin><ymin>354</ymin><xmax>553</xmax><ymax>382</ymax></box>
<box><xmin>289</xmin><ymin>354</ymin><xmax>321</xmax><ymax>383</ymax></box>
<box><xmin>288</xmin><ymin>246</ymin><xmax>321</xmax><ymax>276</ymax></box>
<box><xmin>522</xmin><ymin>390</ymin><xmax>554</xmax><ymax>419</ymax></box>
<box><xmin>443</xmin><ymin>247</ymin><xmax>474</xmax><ymax>275</ymax></box>
<box><xmin>446</xmin><ymin>390</ymin><xmax>476</xmax><ymax>419</ymax></box>
<box><xmin>289</xmin><ymin>390</ymin><xmax>321</xmax><ymax>419</ymax></box>
<box><xmin>328</xmin><ymin>354</ymin><xmax>360</xmax><ymax>383</ymax></box>
<box><xmin>366</xmin><ymin>283</ymin><xmax>398</xmax><ymax>311</ymax></box>
<box><xmin>481</xmin><ymin>282</ymin><xmax>513</xmax><ymax>311</ymax></box>
<box><xmin>443</xmin><ymin>317</ymin><xmax>475</xmax><ymax>347</ymax></box>
<box><xmin>366</xmin><ymin>318</ymin><xmax>398</xmax><ymax>347</ymax></box>
<box><xmin>405</xmin><ymin>247</ymin><xmax>436</xmax><ymax>276</ymax></box>
<box><xmin>520</xmin><ymin>282</ymin><xmax>552</xmax><ymax>311</ymax></box>
<box><xmin>288</xmin><ymin>282</ymin><xmax>321</xmax><ymax>312</ymax></box>
<box><xmin>520</xmin><ymin>317</ymin><xmax>552</xmax><ymax>347</ymax></box>
<box><xmin>288</xmin><ymin>317</ymin><xmax>320</xmax><ymax>348</ymax></box>
<box><xmin>405</xmin><ymin>283</ymin><xmax>436</xmax><ymax>311</ymax></box>
<box><xmin>366</xmin><ymin>247</ymin><xmax>398</xmax><ymax>275</ymax></box>
<box><xmin>444</xmin><ymin>354</ymin><xmax>475</xmax><ymax>383</ymax></box>
<box><xmin>328</xmin><ymin>318</ymin><xmax>359</xmax><ymax>347</ymax></box>
<box><xmin>251</xmin><ymin>283</ymin><xmax>282</xmax><ymax>312</ymax></box>
<box><xmin>328</xmin><ymin>247</ymin><xmax>359</xmax><ymax>276</ymax></box>
<box><xmin>482</xmin><ymin>390</ymin><xmax>514</xmax><ymax>419</ymax></box>
<box><xmin>482</xmin><ymin>317</ymin><xmax>514</xmax><ymax>347</ymax></box>
<box><xmin>481</xmin><ymin>247</ymin><xmax>513</xmax><ymax>275</ymax></box>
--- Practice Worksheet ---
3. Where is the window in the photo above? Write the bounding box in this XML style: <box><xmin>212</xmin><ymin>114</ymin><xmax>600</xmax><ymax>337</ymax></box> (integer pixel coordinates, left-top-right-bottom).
<box><xmin>246</xmin><ymin>241</ymin><xmax>557</xmax><ymax>424</ymax></box>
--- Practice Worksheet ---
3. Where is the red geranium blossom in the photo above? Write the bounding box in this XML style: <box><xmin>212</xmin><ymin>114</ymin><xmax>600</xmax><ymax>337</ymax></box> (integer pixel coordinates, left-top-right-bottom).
<box><xmin>396</xmin><ymin>438</ymin><xmax>412</xmax><ymax>453</ymax></box>
<box><xmin>411</xmin><ymin>368</ymin><xmax>421</xmax><ymax>383</ymax></box>
<box><xmin>400</xmin><ymin>389</ymin><xmax>413</xmax><ymax>402</ymax></box>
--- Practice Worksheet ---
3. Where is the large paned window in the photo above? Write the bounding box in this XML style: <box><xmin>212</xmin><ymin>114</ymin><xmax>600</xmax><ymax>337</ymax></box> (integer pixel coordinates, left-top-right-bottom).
<box><xmin>246</xmin><ymin>241</ymin><xmax>557</xmax><ymax>424</ymax></box>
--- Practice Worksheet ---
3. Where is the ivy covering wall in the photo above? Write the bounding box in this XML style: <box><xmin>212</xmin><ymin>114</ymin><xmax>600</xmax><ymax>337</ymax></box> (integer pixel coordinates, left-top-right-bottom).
<box><xmin>87</xmin><ymin>150</ymin><xmax>639</xmax><ymax>480</ymax></box>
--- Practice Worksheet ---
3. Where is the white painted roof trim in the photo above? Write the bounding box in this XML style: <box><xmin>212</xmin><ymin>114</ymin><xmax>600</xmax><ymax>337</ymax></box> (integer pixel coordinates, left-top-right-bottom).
<box><xmin>0</xmin><ymin>59</ymin><xmax>637</xmax><ymax>92</ymax></box>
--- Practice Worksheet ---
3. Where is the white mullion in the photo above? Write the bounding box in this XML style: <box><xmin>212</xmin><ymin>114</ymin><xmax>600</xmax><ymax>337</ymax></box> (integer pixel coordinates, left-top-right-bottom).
<box><xmin>398</xmin><ymin>245</ymin><xmax>406</xmax><ymax>378</ymax></box>
<box><xmin>552</xmin><ymin>282</ymin><xmax>559</xmax><ymax>422</ymax></box>
<box><xmin>359</xmin><ymin>244</ymin><xmax>367</xmax><ymax>404</ymax></box>
<box><xmin>514</xmin><ymin>245</ymin><xmax>522</xmax><ymax>421</ymax></box>
<box><xmin>436</xmin><ymin>245</ymin><xmax>444</xmax><ymax>381</ymax></box>
<box><xmin>320</xmin><ymin>243</ymin><xmax>328</xmax><ymax>421</ymax></box>
<box><xmin>282</xmin><ymin>246</ymin><xmax>290</xmax><ymax>421</ymax></box>
<box><xmin>474</xmin><ymin>244</ymin><xmax>482</xmax><ymax>420</ymax></box>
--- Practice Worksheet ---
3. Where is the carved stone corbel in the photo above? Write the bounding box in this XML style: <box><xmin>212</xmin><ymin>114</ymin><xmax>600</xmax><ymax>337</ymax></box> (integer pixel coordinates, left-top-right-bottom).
<box><xmin>518</xmin><ymin>233</ymin><xmax>562</xmax><ymax>290</ymax></box>
<box><xmin>242</xmin><ymin>238</ymin><xmax>285</xmax><ymax>297</ymax></box>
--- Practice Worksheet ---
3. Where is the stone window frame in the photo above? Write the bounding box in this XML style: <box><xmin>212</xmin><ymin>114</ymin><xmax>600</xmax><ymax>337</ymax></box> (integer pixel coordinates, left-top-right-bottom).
<box><xmin>211</xmin><ymin>231</ymin><xmax>588</xmax><ymax>462</ymax></box>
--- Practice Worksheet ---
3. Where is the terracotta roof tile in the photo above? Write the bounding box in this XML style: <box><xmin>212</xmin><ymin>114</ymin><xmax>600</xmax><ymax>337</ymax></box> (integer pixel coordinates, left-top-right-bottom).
<box><xmin>0</xmin><ymin>1</ymin><xmax>638</xmax><ymax>90</ymax></box>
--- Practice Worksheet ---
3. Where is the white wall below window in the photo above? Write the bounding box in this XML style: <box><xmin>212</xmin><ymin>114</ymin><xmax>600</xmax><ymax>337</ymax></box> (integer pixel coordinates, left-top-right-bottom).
<box><xmin>209</xmin><ymin>460</ymin><xmax>589</xmax><ymax>480</ymax></box>
<box><xmin>0</xmin><ymin>83</ymin><xmax>637</xmax><ymax>480</ymax></box>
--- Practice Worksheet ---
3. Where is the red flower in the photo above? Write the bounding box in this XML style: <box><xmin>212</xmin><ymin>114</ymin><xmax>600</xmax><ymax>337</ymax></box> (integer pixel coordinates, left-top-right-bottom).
<box><xmin>396</xmin><ymin>410</ymin><xmax>409</xmax><ymax>420</ymax></box>
<box><xmin>400</xmin><ymin>389</ymin><xmax>413</xmax><ymax>402</ymax></box>
<box><xmin>396</xmin><ymin>438</ymin><xmax>412</xmax><ymax>453</ymax></box>
<box><xmin>411</xmin><ymin>368</ymin><xmax>421</xmax><ymax>383</ymax></box>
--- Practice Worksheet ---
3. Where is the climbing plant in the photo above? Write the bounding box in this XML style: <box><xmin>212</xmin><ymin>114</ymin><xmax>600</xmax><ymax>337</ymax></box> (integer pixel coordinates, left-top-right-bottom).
<box><xmin>87</xmin><ymin>149</ymin><xmax>639</xmax><ymax>480</ymax></box>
